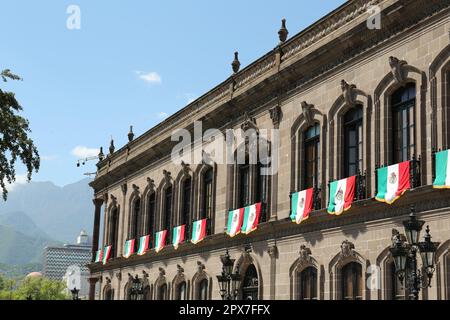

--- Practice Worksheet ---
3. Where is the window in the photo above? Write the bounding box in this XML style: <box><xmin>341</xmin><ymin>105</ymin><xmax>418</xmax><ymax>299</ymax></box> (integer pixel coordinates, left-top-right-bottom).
<box><xmin>341</xmin><ymin>262</ymin><xmax>362</xmax><ymax>300</ymax></box>
<box><xmin>242</xmin><ymin>264</ymin><xmax>259</xmax><ymax>300</ymax></box>
<box><xmin>303</xmin><ymin>124</ymin><xmax>320</xmax><ymax>189</ymax></box>
<box><xmin>163</xmin><ymin>187</ymin><xmax>172</xmax><ymax>244</ymax></box>
<box><xmin>392</xmin><ymin>83</ymin><xmax>416</xmax><ymax>163</ymax></box>
<box><xmin>238</xmin><ymin>163</ymin><xmax>250</xmax><ymax>208</ymax></box>
<box><xmin>202</xmin><ymin>168</ymin><xmax>213</xmax><ymax>234</ymax></box>
<box><xmin>146</xmin><ymin>193</ymin><xmax>156</xmax><ymax>247</ymax></box>
<box><xmin>176</xmin><ymin>281</ymin><xmax>187</xmax><ymax>300</ymax></box>
<box><xmin>157</xmin><ymin>283</ymin><xmax>167</xmax><ymax>300</ymax></box>
<box><xmin>256</xmin><ymin>156</ymin><xmax>269</xmax><ymax>222</ymax></box>
<box><xmin>180</xmin><ymin>178</ymin><xmax>191</xmax><ymax>239</ymax></box>
<box><xmin>198</xmin><ymin>279</ymin><xmax>208</xmax><ymax>300</ymax></box>
<box><xmin>109</xmin><ymin>208</ymin><xmax>119</xmax><ymax>258</ymax></box>
<box><xmin>130</xmin><ymin>198</ymin><xmax>141</xmax><ymax>252</ymax></box>
<box><xmin>344</xmin><ymin>106</ymin><xmax>363</xmax><ymax>177</ymax></box>
<box><xmin>297</xmin><ymin>267</ymin><xmax>317</xmax><ymax>300</ymax></box>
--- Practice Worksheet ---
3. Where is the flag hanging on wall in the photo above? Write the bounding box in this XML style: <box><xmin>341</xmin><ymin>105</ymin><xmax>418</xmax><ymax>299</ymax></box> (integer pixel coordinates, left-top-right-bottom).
<box><xmin>102</xmin><ymin>245</ymin><xmax>112</xmax><ymax>265</ymax></box>
<box><xmin>95</xmin><ymin>249</ymin><xmax>102</xmax><ymax>263</ymax></box>
<box><xmin>375</xmin><ymin>161</ymin><xmax>410</xmax><ymax>204</ymax></box>
<box><xmin>328</xmin><ymin>176</ymin><xmax>356</xmax><ymax>215</ymax></box>
<box><xmin>290</xmin><ymin>188</ymin><xmax>313</xmax><ymax>224</ymax></box>
<box><xmin>172</xmin><ymin>225</ymin><xmax>186</xmax><ymax>249</ymax></box>
<box><xmin>241</xmin><ymin>202</ymin><xmax>261</xmax><ymax>234</ymax></box>
<box><xmin>433</xmin><ymin>150</ymin><xmax>450</xmax><ymax>189</ymax></box>
<box><xmin>191</xmin><ymin>219</ymin><xmax>207</xmax><ymax>244</ymax></box>
<box><xmin>227</xmin><ymin>208</ymin><xmax>244</xmax><ymax>237</ymax></box>
<box><xmin>123</xmin><ymin>239</ymin><xmax>135</xmax><ymax>258</ymax></box>
<box><xmin>137</xmin><ymin>235</ymin><xmax>150</xmax><ymax>255</ymax></box>
<box><xmin>154</xmin><ymin>230</ymin><xmax>167</xmax><ymax>253</ymax></box>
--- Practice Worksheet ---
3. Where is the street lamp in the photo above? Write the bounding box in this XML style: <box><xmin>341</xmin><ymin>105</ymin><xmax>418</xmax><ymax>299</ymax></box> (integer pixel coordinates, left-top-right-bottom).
<box><xmin>217</xmin><ymin>250</ymin><xmax>241</xmax><ymax>300</ymax></box>
<box><xmin>130</xmin><ymin>275</ymin><xmax>144</xmax><ymax>300</ymax></box>
<box><xmin>70</xmin><ymin>287</ymin><xmax>80</xmax><ymax>300</ymax></box>
<box><xmin>390</xmin><ymin>205</ymin><xmax>440</xmax><ymax>300</ymax></box>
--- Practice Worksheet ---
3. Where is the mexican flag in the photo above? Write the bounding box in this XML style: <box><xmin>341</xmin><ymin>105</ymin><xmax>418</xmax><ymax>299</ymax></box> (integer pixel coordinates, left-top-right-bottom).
<box><xmin>191</xmin><ymin>219</ymin><xmax>207</xmax><ymax>244</ymax></box>
<box><xmin>328</xmin><ymin>176</ymin><xmax>356</xmax><ymax>215</ymax></box>
<box><xmin>227</xmin><ymin>208</ymin><xmax>244</xmax><ymax>237</ymax></box>
<box><xmin>290</xmin><ymin>188</ymin><xmax>313</xmax><ymax>224</ymax></box>
<box><xmin>241</xmin><ymin>203</ymin><xmax>261</xmax><ymax>234</ymax></box>
<box><xmin>123</xmin><ymin>239</ymin><xmax>135</xmax><ymax>258</ymax></box>
<box><xmin>137</xmin><ymin>235</ymin><xmax>150</xmax><ymax>255</ymax></box>
<box><xmin>94</xmin><ymin>249</ymin><xmax>102</xmax><ymax>263</ymax></box>
<box><xmin>154</xmin><ymin>230</ymin><xmax>167</xmax><ymax>253</ymax></box>
<box><xmin>172</xmin><ymin>225</ymin><xmax>186</xmax><ymax>249</ymax></box>
<box><xmin>433</xmin><ymin>150</ymin><xmax>450</xmax><ymax>188</ymax></box>
<box><xmin>375</xmin><ymin>161</ymin><xmax>410</xmax><ymax>204</ymax></box>
<box><xmin>102</xmin><ymin>245</ymin><xmax>111</xmax><ymax>265</ymax></box>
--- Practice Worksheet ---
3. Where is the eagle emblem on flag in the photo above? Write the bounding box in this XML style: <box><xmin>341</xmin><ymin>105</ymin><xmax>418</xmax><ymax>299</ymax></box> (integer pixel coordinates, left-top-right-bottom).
<box><xmin>299</xmin><ymin>197</ymin><xmax>305</xmax><ymax>209</ymax></box>
<box><xmin>389</xmin><ymin>172</ymin><xmax>397</xmax><ymax>184</ymax></box>
<box><xmin>249</xmin><ymin>210</ymin><xmax>255</xmax><ymax>222</ymax></box>
<box><xmin>233</xmin><ymin>213</ymin><xmax>238</xmax><ymax>223</ymax></box>
<box><xmin>336</xmin><ymin>188</ymin><xmax>344</xmax><ymax>201</ymax></box>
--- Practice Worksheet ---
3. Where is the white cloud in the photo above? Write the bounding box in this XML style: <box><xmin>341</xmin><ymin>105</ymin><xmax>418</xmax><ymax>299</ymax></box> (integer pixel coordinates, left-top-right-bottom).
<box><xmin>135</xmin><ymin>71</ymin><xmax>162</xmax><ymax>84</ymax></box>
<box><xmin>3</xmin><ymin>173</ymin><xmax>29</xmax><ymax>192</ymax></box>
<box><xmin>71</xmin><ymin>146</ymin><xmax>99</xmax><ymax>159</ymax></box>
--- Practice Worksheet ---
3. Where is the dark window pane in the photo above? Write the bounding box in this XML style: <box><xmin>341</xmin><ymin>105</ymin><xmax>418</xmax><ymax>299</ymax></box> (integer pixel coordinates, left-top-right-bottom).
<box><xmin>146</xmin><ymin>193</ymin><xmax>155</xmax><ymax>247</ymax></box>
<box><xmin>342</xmin><ymin>262</ymin><xmax>362</xmax><ymax>300</ymax></box>
<box><xmin>239</xmin><ymin>165</ymin><xmax>250</xmax><ymax>207</ymax></box>
<box><xmin>344</xmin><ymin>105</ymin><xmax>363</xmax><ymax>177</ymax></box>
<box><xmin>164</xmin><ymin>187</ymin><xmax>172</xmax><ymax>243</ymax></box>
<box><xmin>392</xmin><ymin>83</ymin><xmax>415</xmax><ymax>163</ymax></box>
<box><xmin>303</xmin><ymin>124</ymin><xmax>320</xmax><ymax>189</ymax></box>
<box><xmin>181</xmin><ymin>178</ymin><xmax>191</xmax><ymax>237</ymax></box>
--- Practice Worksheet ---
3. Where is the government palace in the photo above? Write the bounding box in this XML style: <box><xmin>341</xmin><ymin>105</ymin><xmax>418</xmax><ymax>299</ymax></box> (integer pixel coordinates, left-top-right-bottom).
<box><xmin>87</xmin><ymin>0</ymin><xmax>450</xmax><ymax>300</ymax></box>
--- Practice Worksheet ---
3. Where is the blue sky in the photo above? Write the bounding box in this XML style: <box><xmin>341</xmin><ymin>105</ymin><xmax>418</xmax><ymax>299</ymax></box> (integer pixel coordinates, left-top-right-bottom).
<box><xmin>0</xmin><ymin>0</ymin><xmax>346</xmax><ymax>188</ymax></box>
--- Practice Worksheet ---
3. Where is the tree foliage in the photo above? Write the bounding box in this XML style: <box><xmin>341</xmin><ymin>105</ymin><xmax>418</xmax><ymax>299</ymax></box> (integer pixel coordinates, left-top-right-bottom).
<box><xmin>0</xmin><ymin>274</ymin><xmax>69</xmax><ymax>300</ymax></box>
<box><xmin>0</xmin><ymin>69</ymin><xmax>40</xmax><ymax>200</ymax></box>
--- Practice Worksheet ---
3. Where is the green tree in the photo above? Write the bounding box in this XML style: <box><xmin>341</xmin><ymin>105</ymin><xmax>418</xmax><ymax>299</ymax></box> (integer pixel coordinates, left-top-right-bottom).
<box><xmin>0</xmin><ymin>275</ymin><xmax>16</xmax><ymax>300</ymax></box>
<box><xmin>0</xmin><ymin>69</ymin><xmax>40</xmax><ymax>201</ymax></box>
<box><xmin>13</xmin><ymin>276</ymin><xmax>69</xmax><ymax>300</ymax></box>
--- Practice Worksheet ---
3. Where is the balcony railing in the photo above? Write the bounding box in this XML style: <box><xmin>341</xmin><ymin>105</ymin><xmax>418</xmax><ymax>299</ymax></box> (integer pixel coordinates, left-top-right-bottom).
<box><xmin>375</xmin><ymin>155</ymin><xmax>421</xmax><ymax>190</ymax></box>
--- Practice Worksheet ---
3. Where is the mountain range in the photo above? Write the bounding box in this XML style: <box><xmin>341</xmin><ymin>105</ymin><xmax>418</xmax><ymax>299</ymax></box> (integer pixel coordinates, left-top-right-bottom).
<box><xmin>0</xmin><ymin>178</ymin><xmax>94</xmax><ymax>266</ymax></box>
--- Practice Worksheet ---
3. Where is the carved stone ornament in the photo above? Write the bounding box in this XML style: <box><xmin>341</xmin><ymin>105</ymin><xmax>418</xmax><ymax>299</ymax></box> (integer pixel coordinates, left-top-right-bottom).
<box><xmin>241</xmin><ymin>112</ymin><xmax>258</xmax><ymax>132</ymax></box>
<box><xmin>300</xmin><ymin>101</ymin><xmax>314</xmax><ymax>126</ymax></box>
<box><xmin>181</xmin><ymin>161</ymin><xmax>190</xmax><ymax>174</ymax></box>
<box><xmin>232</xmin><ymin>51</ymin><xmax>241</xmax><ymax>74</ymax></box>
<box><xmin>298</xmin><ymin>244</ymin><xmax>312</xmax><ymax>265</ymax></box>
<box><xmin>340</xmin><ymin>240</ymin><xmax>355</xmax><ymax>259</ymax></box>
<box><xmin>269</xmin><ymin>105</ymin><xmax>282</xmax><ymax>127</ymax></box>
<box><xmin>278</xmin><ymin>18</ymin><xmax>289</xmax><ymax>44</ymax></box>
<box><xmin>127</xmin><ymin>273</ymin><xmax>133</xmax><ymax>284</ymax></box>
<box><xmin>121</xmin><ymin>183</ymin><xmax>127</xmax><ymax>195</ymax></box>
<box><xmin>389</xmin><ymin>56</ymin><xmax>408</xmax><ymax>84</ymax></box>
<box><xmin>146</xmin><ymin>177</ymin><xmax>155</xmax><ymax>190</ymax></box>
<box><xmin>341</xmin><ymin>80</ymin><xmax>357</xmax><ymax>107</ymax></box>
<box><xmin>268</xmin><ymin>245</ymin><xmax>278</xmax><ymax>259</ymax></box>
<box><xmin>115</xmin><ymin>272</ymin><xmax>122</xmax><ymax>281</ymax></box>
<box><xmin>177</xmin><ymin>264</ymin><xmax>185</xmax><ymax>275</ymax></box>
<box><xmin>110</xmin><ymin>194</ymin><xmax>117</xmax><ymax>205</ymax></box>
<box><xmin>109</xmin><ymin>138</ymin><xmax>115</xmax><ymax>155</ymax></box>
<box><xmin>132</xmin><ymin>184</ymin><xmax>139</xmax><ymax>194</ymax></box>
<box><xmin>158</xmin><ymin>267</ymin><xmax>166</xmax><ymax>277</ymax></box>
<box><xmin>162</xmin><ymin>170</ymin><xmax>171</xmax><ymax>184</ymax></box>
<box><xmin>105</xmin><ymin>276</ymin><xmax>111</xmax><ymax>284</ymax></box>
<box><xmin>197</xmin><ymin>261</ymin><xmax>205</xmax><ymax>272</ymax></box>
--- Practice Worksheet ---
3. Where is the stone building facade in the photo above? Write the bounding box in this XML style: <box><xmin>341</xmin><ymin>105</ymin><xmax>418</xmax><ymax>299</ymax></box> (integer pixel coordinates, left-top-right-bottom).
<box><xmin>88</xmin><ymin>0</ymin><xmax>450</xmax><ymax>300</ymax></box>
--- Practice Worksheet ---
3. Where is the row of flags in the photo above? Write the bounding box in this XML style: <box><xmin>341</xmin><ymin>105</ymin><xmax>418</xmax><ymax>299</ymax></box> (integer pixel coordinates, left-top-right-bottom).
<box><xmin>95</xmin><ymin>150</ymin><xmax>450</xmax><ymax>265</ymax></box>
<box><xmin>290</xmin><ymin>150</ymin><xmax>450</xmax><ymax>224</ymax></box>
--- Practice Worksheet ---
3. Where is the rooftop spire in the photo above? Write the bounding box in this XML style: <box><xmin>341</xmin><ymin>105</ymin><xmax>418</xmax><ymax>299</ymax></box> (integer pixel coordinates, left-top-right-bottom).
<box><xmin>231</xmin><ymin>51</ymin><xmax>240</xmax><ymax>74</ymax></box>
<box><xmin>278</xmin><ymin>18</ymin><xmax>289</xmax><ymax>44</ymax></box>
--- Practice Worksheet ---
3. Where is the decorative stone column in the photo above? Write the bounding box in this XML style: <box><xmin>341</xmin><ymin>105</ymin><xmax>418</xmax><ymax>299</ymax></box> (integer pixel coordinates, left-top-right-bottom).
<box><xmin>267</xmin><ymin>244</ymin><xmax>278</xmax><ymax>300</ymax></box>
<box><xmin>91</xmin><ymin>198</ymin><xmax>104</xmax><ymax>262</ymax></box>
<box><xmin>88</xmin><ymin>276</ymin><xmax>99</xmax><ymax>301</ymax></box>
<box><xmin>269</xmin><ymin>105</ymin><xmax>282</xmax><ymax>221</ymax></box>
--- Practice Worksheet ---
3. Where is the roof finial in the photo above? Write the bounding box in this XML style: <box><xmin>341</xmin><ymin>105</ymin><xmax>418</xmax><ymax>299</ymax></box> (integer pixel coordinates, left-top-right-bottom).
<box><xmin>109</xmin><ymin>138</ymin><xmax>115</xmax><ymax>155</ymax></box>
<box><xmin>232</xmin><ymin>51</ymin><xmax>240</xmax><ymax>74</ymax></box>
<box><xmin>278</xmin><ymin>18</ymin><xmax>288</xmax><ymax>44</ymax></box>
<box><xmin>98</xmin><ymin>147</ymin><xmax>104</xmax><ymax>161</ymax></box>
<box><xmin>128</xmin><ymin>125</ymin><xmax>134</xmax><ymax>142</ymax></box>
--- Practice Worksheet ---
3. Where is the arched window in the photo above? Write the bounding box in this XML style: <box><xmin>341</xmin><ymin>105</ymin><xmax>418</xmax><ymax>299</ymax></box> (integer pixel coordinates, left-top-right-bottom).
<box><xmin>242</xmin><ymin>264</ymin><xmax>258</xmax><ymax>300</ymax></box>
<box><xmin>198</xmin><ymin>279</ymin><xmax>208</xmax><ymax>300</ymax></box>
<box><xmin>343</xmin><ymin>105</ymin><xmax>363</xmax><ymax>177</ymax></box>
<box><xmin>109</xmin><ymin>207</ymin><xmax>119</xmax><ymax>258</ymax></box>
<box><xmin>388</xmin><ymin>261</ymin><xmax>406</xmax><ymax>300</ymax></box>
<box><xmin>157</xmin><ymin>283</ymin><xmax>167</xmax><ymax>300</ymax></box>
<box><xmin>341</xmin><ymin>262</ymin><xmax>362</xmax><ymax>300</ymax></box>
<box><xmin>180</xmin><ymin>178</ymin><xmax>192</xmax><ymax>239</ymax></box>
<box><xmin>130</xmin><ymin>198</ymin><xmax>141</xmax><ymax>252</ymax></box>
<box><xmin>163</xmin><ymin>186</ymin><xmax>173</xmax><ymax>244</ymax></box>
<box><xmin>175</xmin><ymin>281</ymin><xmax>187</xmax><ymax>300</ymax></box>
<box><xmin>146</xmin><ymin>192</ymin><xmax>156</xmax><ymax>247</ymax></box>
<box><xmin>296</xmin><ymin>267</ymin><xmax>317</xmax><ymax>300</ymax></box>
<box><xmin>201</xmin><ymin>168</ymin><xmax>213</xmax><ymax>235</ymax></box>
<box><xmin>238</xmin><ymin>162</ymin><xmax>250</xmax><ymax>208</ymax></box>
<box><xmin>391</xmin><ymin>83</ymin><xmax>416</xmax><ymax>163</ymax></box>
<box><xmin>303</xmin><ymin>124</ymin><xmax>320</xmax><ymax>189</ymax></box>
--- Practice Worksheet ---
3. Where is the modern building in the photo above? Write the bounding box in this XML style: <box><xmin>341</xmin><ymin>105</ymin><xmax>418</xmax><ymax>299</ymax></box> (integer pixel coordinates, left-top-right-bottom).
<box><xmin>43</xmin><ymin>230</ymin><xmax>92</xmax><ymax>298</ymax></box>
<box><xmin>88</xmin><ymin>0</ymin><xmax>450</xmax><ymax>300</ymax></box>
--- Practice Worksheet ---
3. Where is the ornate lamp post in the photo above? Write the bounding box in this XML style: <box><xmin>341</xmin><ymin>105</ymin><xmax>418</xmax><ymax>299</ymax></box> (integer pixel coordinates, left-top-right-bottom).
<box><xmin>70</xmin><ymin>287</ymin><xmax>80</xmax><ymax>300</ymax></box>
<box><xmin>130</xmin><ymin>275</ymin><xmax>144</xmax><ymax>300</ymax></box>
<box><xmin>390</xmin><ymin>205</ymin><xmax>440</xmax><ymax>300</ymax></box>
<box><xmin>217</xmin><ymin>250</ymin><xmax>242</xmax><ymax>300</ymax></box>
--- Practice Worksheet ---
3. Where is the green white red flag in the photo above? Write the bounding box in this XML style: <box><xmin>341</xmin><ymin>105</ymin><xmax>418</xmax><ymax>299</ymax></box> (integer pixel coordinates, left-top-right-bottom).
<box><xmin>191</xmin><ymin>219</ymin><xmax>207</xmax><ymax>244</ymax></box>
<box><xmin>290</xmin><ymin>188</ymin><xmax>313</xmax><ymax>224</ymax></box>
<box><xmin>241</xmin><ymin>203</ymin><xmax>261</xmax><ymax>234</ymax></box>
<box><xmin>123</xmin><ymin>239</ymin><xmax>135</xmax><ymax>258</ymax></box>
<box><xmin>154</xmin><ymin>230</ymin><xmax>167</xmax><ymax>253</ymax></box>
<box><xmin>172</xmin><ymin>225</ymin><xmax>185</xmax><ymax>249</ymax></box>
<box><xmin>95</xmin><ymin>249</ymin><xmax>102</xmax><ymax>263</ymax></box>
<box><xmin>433</xmin><ymin>150</ymin><xmax>450</xmax><ymax>189</ymax></box>
<box><xmin>137</xmin><ymin>235</ymin><xmax>150</xmax><ymax>255</ymax></box>
<box><xmin>327</xmin><ymin>176</ymin><xmax>356</xmax><ymax>215</ymax></box>
<box><xmin>375</xmin><ymin>161</ymin><xmax>410</xmax><ymax>204</ymax></box>
<box><xmin>102</xmin><ymin>245</ymin><xmax>111</xmax><ymax>265</ymax></box>
<box><xmin>227</xmin><ymin>208</ymin><xmax>244</xmax><ymax>237</ymax></box>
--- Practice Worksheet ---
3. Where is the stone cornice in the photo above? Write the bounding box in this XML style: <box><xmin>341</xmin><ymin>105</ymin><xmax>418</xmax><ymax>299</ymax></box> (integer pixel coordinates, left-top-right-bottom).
<box><xmin>88</xmin><ymin>185</ymin><xmax>450</xmax><ymax>273</ymax></box>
